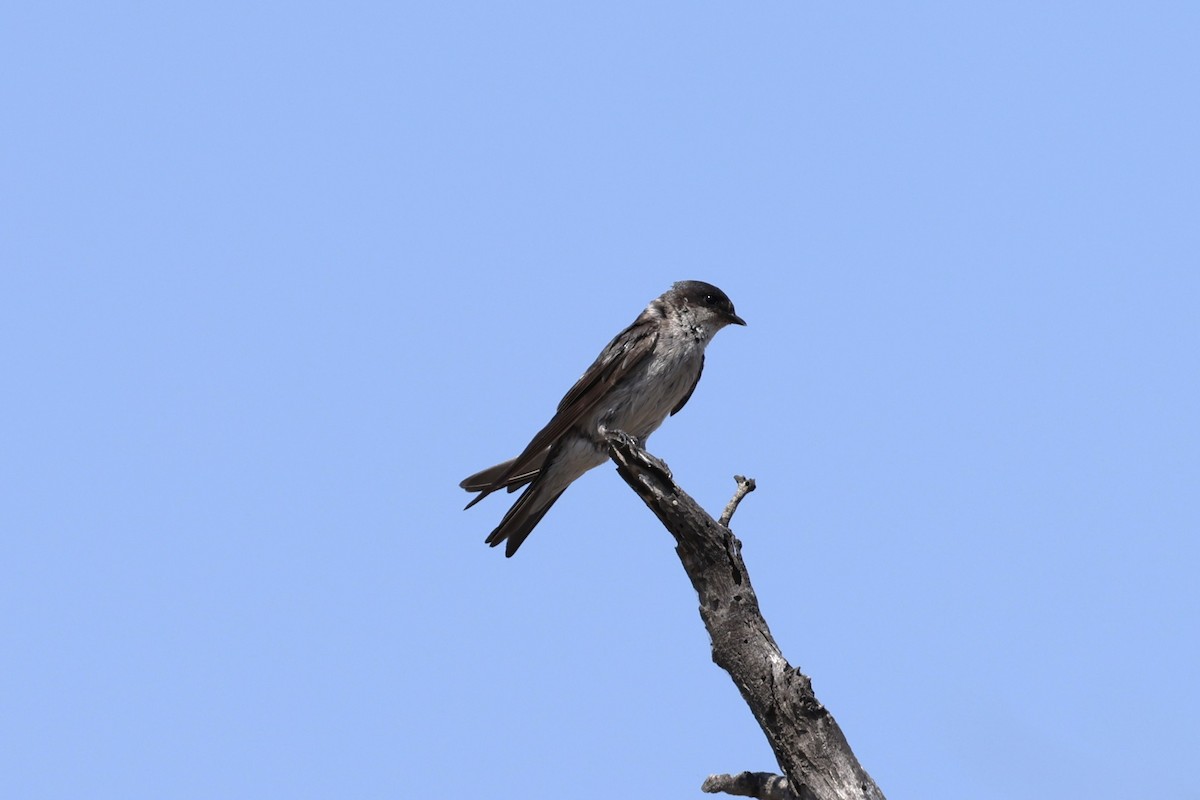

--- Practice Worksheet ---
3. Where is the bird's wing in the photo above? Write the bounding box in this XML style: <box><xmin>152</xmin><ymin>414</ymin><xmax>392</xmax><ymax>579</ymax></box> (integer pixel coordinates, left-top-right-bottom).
<box><xmin>485</xmin><ymin>314</ymin><xmax>659</xmax><ymax>490</ymax></box>
<box><xmin>670</xmin><ymin>353</ymin><xmax>703</xmax><ymax>416</ymax></box>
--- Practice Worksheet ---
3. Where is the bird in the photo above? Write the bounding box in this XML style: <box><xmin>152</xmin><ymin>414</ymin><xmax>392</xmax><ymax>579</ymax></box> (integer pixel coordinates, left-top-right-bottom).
<box><xmin>461</xmin><ymin>280</ymin><xmax>746</xmax><ymax>556</ymax></box>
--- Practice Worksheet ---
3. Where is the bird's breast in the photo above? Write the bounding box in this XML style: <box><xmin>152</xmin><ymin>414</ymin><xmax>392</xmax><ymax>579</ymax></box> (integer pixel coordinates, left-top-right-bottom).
<box><xmin>593</xmin><ymin>333</ymin><xmax>705</xmax><ymax>440</ymax></box>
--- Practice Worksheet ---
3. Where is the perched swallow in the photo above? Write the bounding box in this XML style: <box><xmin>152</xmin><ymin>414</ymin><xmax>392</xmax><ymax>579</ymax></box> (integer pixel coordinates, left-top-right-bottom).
<box><xmin>461</xmin><ymin>280</ymin><xmax>746</xmax><ymax>556</ymax></box>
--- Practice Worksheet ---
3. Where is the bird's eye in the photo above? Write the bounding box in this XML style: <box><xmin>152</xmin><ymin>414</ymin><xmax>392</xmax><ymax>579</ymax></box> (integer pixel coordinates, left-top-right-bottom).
<box><xmin>703</xmin><ymin>294</ymin><xmax>716</xmax><ymax>306</ymax></box>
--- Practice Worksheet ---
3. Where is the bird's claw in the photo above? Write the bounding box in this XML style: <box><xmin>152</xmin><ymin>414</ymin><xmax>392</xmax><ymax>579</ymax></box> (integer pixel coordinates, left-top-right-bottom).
<box><xmin>605</xmin><ymin>430</ymin><xmax>673</xmax><ymax>482</ymax></box>
<box><xmin>605</xmin><ymin>430</ymin><xmax>639</xmax><ymax>451</ymax></box>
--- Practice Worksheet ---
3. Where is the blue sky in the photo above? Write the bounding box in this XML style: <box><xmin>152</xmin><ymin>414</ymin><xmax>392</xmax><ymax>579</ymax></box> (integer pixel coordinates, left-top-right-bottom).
<box><xmin>3</xmin><ymin>3</ymin><xmax>1198</xmax><ymax>799</ymax></box>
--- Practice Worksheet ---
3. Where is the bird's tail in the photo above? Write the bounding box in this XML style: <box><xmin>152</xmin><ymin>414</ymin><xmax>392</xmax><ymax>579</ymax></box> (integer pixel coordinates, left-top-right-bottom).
<box><xmin>484</xmin><ymin>482</ymin><xmax>566</xmax><ymax>557</ymax></box>
<box><xmin>460</xmin><ymin>449</ymin><xmax>550</xmax><ymax>509</ymax></box>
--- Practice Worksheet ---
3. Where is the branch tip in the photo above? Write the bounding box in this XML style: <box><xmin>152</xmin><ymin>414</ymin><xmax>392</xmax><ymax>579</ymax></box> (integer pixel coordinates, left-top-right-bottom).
<box><xmin>719</xmin><ymin>474</ymin><xmax>757</xmax><ymax>527</ymax></box>
<box><xmin>703</xmin><ymin>771</ymin><xmax>800</xmax><ymax>800</ymax></box>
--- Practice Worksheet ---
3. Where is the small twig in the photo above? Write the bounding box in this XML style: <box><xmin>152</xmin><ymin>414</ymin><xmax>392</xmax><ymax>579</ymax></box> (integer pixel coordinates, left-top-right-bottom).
<box><xmin>703</xmin><ymin>771</ymin><xmax>801</xmax><ymax>800</ymax></box>
<box><xmin>719</xmin><ymin>475</ymin><xmax>757</xmax><ymax>527</ymax></box>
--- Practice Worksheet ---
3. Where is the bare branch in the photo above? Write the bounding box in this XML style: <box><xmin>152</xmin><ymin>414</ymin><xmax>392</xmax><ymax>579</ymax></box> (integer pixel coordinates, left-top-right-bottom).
<box><xmin>606</xmin><ymin>436</ymin><xmax>885</xmax><ymax>800</ymax></box>
<box><xmin>719</xmin><ymin>474</ymin><xmax>757</xmax><ymax>527</ymax></box>
<box><xmin>703</xmin><ymin>771</ymin><xmax>799</xmax><ymax>800</ymax></box>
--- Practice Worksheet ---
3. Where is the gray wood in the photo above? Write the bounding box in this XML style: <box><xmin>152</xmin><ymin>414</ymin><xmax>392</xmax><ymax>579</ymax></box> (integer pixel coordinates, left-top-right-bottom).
<box><xmin>606</xmin><ymin>436</ymin><xmax>885</xmax><ymax>800</ymax></box>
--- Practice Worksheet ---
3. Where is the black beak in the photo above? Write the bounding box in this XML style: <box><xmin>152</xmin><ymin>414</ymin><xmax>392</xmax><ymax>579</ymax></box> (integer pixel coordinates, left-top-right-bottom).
<box><xmin>727</xmin><ymin>311</ymin><xmax>747</xmax><ymax>326</ymax></box>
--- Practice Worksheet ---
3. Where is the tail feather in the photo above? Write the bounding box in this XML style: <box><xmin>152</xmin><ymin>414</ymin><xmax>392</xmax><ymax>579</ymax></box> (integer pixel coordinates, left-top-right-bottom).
<box><xmin>485</xmin><ymin>483</ymin><xmax>566</xmax><ymax>557</ymax></box>
<box><xmin>460</xmin><ymin>449</ymin><xmax>550</xmax><ymax>509</ymax></box>
<box><xmin>460</xmin><ymin>458</ymin><xmax>518</xmax><ymax>491</ymax></box>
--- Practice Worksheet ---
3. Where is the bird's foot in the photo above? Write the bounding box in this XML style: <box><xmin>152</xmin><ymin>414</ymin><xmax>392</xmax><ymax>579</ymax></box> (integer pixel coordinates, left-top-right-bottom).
<box><xmin>605</xmin><ymin>430</ymin><xmax>673</xmax><ymax>482</ymax></box>
<box><xmin>605</xmin><ymin>429</ymin><xmax>639</xmax><ymax>451</ymax></box>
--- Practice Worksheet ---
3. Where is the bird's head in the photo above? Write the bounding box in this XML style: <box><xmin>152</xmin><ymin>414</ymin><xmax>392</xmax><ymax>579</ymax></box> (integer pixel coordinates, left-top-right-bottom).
<box><xmin>668</xmin><ymin>281</ymin><xmax>747</xmax><ymax>334</ymax></box>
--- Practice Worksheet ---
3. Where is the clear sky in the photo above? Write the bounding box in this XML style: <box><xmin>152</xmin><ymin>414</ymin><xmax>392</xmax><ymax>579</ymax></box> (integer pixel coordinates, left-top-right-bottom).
<box><xmin>3</xmin><ymin>3</ymin><xmax>1197</xmax><ymax>799</ymax></box>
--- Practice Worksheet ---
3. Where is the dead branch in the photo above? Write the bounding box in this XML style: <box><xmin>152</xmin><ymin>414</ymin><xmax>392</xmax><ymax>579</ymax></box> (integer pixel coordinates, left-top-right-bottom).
<box><xmin>607</xmin><ymin>436</ymin><xmax>884</xmax><ymax>800</ymax></box>
<box><xmin>703</xmin><ymin>771</ymin><xmax>799</xmax><ymax>800</ymax></box>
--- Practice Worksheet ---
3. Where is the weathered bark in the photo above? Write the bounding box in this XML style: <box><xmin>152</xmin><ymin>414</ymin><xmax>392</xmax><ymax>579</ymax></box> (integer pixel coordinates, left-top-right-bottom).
<box><xmin>607</xmin><ymin>437</ymin><xmax>885</xmax><ymax>800</ymax></box>
<box><xmin>702</xmin><ymin>771</ymin><xmax>800</xmax><ymax>800</ymax></box>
